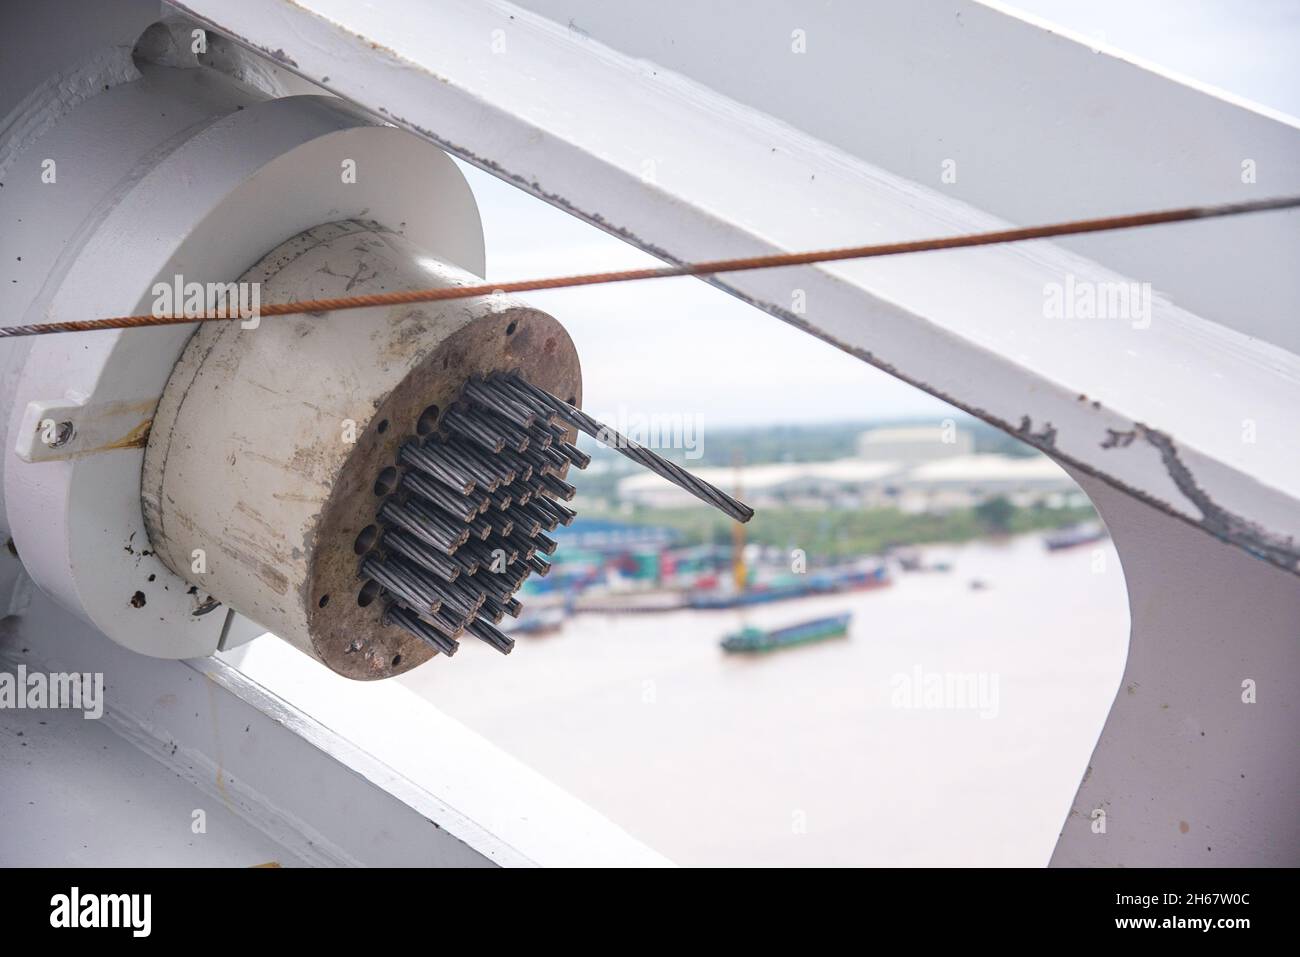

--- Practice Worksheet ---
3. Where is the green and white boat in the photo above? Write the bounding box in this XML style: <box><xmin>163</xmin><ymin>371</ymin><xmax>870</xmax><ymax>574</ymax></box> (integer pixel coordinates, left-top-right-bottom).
<box><xmin>721</xmin><ymin>613</ymin><xmax>852</xmax><ymax>653</ymax></box>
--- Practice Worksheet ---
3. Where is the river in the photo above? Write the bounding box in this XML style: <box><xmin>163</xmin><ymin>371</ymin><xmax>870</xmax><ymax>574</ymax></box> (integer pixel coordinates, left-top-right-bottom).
<box><xmin>400</xmin><ymin>532</ymin><xmax>1130</xmax><ymax>866</ymax></box>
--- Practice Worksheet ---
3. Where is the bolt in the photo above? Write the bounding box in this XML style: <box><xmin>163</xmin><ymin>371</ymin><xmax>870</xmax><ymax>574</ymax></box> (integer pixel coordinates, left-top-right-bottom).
<box><xmin>46</xmin><ymin>420</ymin><xmax>75</xmax><ymax>448</ymax></box>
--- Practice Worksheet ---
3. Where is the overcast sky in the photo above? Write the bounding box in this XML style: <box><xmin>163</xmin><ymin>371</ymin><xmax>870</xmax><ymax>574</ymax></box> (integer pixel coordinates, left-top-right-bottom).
<box><xmin>456</xmin><ymin>0</ymin><xmax>1298</xmax><ymax>428</ymax></box>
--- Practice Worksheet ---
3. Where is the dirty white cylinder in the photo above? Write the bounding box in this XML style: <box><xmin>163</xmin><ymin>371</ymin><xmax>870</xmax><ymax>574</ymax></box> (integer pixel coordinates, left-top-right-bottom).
<box><xmin>142</xmin><ymin>221</ymin><xmax>581</xmax><ymax>679</ymax></box>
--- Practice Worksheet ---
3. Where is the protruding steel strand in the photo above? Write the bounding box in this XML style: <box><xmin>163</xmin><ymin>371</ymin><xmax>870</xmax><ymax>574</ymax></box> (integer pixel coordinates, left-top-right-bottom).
<box><xmin>418</xmin><ymin>438</ymin><xmax>494</xmax><ymax>490</ymax></box>
<box><xmin>446</xmin><ymin>404</ymin><xmax>534</xmax><ymax>455</ymax></box>
<box><xmin>446</xmin><ymin>575</ymin><xmax>489</xmax><ymax>615</ymax></box>
<box><xmin>437</xmin><ymin>606</ymin><xmax>475</xmax><ymax>636</ymax></box>
<box><xmin>463</xmin><ymin>537</ymin><xmax>516</xmax><ymax>571</ymax></box>
<box><xmin>411</xmin><ymin>603</ymin><xmax>463</xmax><ymax>639</ymax></box>
<box><xmin>400</xmin><ymin>470</ymin><xmax>478</xmax><ymax>522</ymax></box>
<box><xmin>553</xmin><ymin>501</ymin><xmax>577</xmax><ymax>526</ymax></box>
<box><xmin>514</xmin><ymin>415</ymin><xmax>555</xmax><ymax>452</ymax></box>
<box><xmin>523</xmin><ymin>498</ymin><xmax>562</xmax><ymax>532</ymax></box>
<box><xmin>470</xmin><ymin>564</ymin><xmax>510</xmax><ymax>597</ymax></box>
<box><xmin>506</xmin><ymin>508</ymin><xmax>542</xmax><ymax>538</ymax></box>
<box><xmin>478</xmin><ymin>597</ymin><xmax>507</xmax><ymax>624</ymax></box>
<box><xmin>441</xmin><ymin>557</ymin><xmax>486</xmax><ymax>597</ymax></box>
<box><xmin>457</xmin><ymin>539</ymin><xmax>496</xmax><ymax>572</ymax></box>
<box><xmin>487</xmin><ymin>375</ymin><xmax>554</xmax><ymax>421</ymax></box>
<box><xmin>414</xmin><ymin>439</ymin><xmax>496</xmax><ymax>492</ymax></box>
<box><xmin>380</xmin><ymin>529</ymin><xmax>461</xmax><ymax>582</ymax></box>
<box><xmin>526</xmin><ymin>554</ymin><xmax>552</xmax><ymax>577</ymax></box>
<box><xmin>519</xmin><ymin>502</ymin><xmax>557</xmax><ymax>533</ymax></box>
<box><xmin>399</xmin><ymin>442</ymin><xmax>472</xmax><ymax>494</ymax></box>
<box><xmin>535</xmin><ymin>496</ymin><xmax>576</xmax><ymax>526</ymax></box>
<box><xmin>466</xmin><ymin>514</ymin><xmax>494</xmax><ymax>541</ymax></box>
<box><xmin>398</xmin><ymin>443</ymin><xmax>475</xmax><ymax>495</ymax></box>
<box><xmin>463</xmin><ymin>378</ymin><xmax>538</xmax><ymax>427</ymax></box>
<box><xmin>557</xmin><ymin>441</ymin><xmax>592</xmax><ymax>469</ymax></box>
<box><xmin>379</xmin><ymin>501</ymin><xmax>460</xmax><ymax>556</ymax></box>
<box><xmin>401</xmin><ymin>498</ymin><xmax>470</xmax><ymax>549</ymax></box>
<box><xmin>450</xmin><ymin>404</ymin><xmax>519</xmax><ymax>451</ymax></box>
<box><xmin>450</xmin><ymin>548</ymin><xmax>481</xmax><ymax>576</ymax></box>
<box><xmin>511</xmin><ymin>375</ymin><xmax>746</xmax><ymax>520</ymax></box>
<box><xmin>434</xmin><ymin>578</ymin><xmax>481</xmax><ymax>619</ymax></box>
<box><xmin>532</xmin><ymin>531</ymin><xmax>558</xmax><ymax>556</ymax></box>
<box><xmin>440</xmin><ymin>406</ymin><xmax>506</xmax><ymax>454</ymax></box>
<box><xmin>539</xmin><ymin>473</ymin><xmax>577</xmax><ymax>502</ymax></box>
<box><xmin>516</xmin><ymin>442</ymin><xmax>557</xmax><ymax>477</ymax></box>
<box><xmin>474</xmin><ymin>569</ymin><xmax>517</xmax><ymax>603</ymax></box>
<box><xmin>467</xmin><ymin>404</ymin><xmax>534</xmax><ymax>453</ymax></box>
<box><xmin>362</xmin><ymin>556</ymin><xmax>441</xmax><ymax>616</ymax></box>
<box><xmin>505</xmin><ymin>530</ymin><xmax>538</xmax><ymax>562</ymax></box>
<box><xmin>493</xmin><ymin>450</ymin><xmax>535</xmax><ymax>484</ymax></box>
<box><xmin>507</xmin><ymin>563</ymin><xmax>533</xmax><ymax>591</ymax></box>
<box><xmin>431</xmin><ymin>441</ymin><xmax>503</xmax><ymax>492</ymax></box>
<box><xmin>466</xmin><ymin>515</ymin><xmax>500</xmax><ymax>543</ymax></box>
<box><xmin>361</xmin><ymin>557</ymin><xmax>429</xmax><ymax>612</ymax></box>
<box><xmin>470</xmin><ymin>443</ymin><xmax>519</xmax><ymax>487</ymax></box>
<box><xmin>500</xmin><ymin>481</ymin><xmax>532</xmax><ymax>508</ymax></box>
<box><xmin>364</xmin><ymin>572</ymin><xmax>427</xmax><ymax>618</ymax></box>
<box><xmin>385</xmin><ymin>555</ymin><xmax>471</xmax><ymax>613</ymax></box>
<box><xmin>486</xmin><ymin>512</ymin><xmax>516</xmax><ymax>539</ymax></box>
<box><xmin>469</xmin><ymin>617</ymin><xmax>515</xmax><ymax>655</ymax></box>
<box><xmin>444</xmin><ymin>436</ymin><xmax>516</xmax><ymax>486</ymax></box>
<box><xmin>526</xmin><ymin>495</ymin><xmax>570</xmax><ymax>528</ymax></box>
<box><xmin>386</xmin><ymin>604</ymin><xmax>459</xmax><ymax>656</ymax></box>
<box><xmin>464</xmin><ymin>397</ymin><xmax>539</xmax><ymax>442</ymax></box>
<box><xmin>498</xmin><ymin>373</ymin><xmax>754</xmax><ymax>523</ymax></box>
<box><xmin>474</xmin><ymin>536</ymin><xmax>519</xmax><ymax>567</ymax></box>
<box><xmin>465</xmin><ymin>488</ymin><xmax>494</xmax><ymax>516</ymax></box>
<box><xmin>529</xmin><ymin>445</ymin><xmax>568</xmax><ymax>474</ymax></box>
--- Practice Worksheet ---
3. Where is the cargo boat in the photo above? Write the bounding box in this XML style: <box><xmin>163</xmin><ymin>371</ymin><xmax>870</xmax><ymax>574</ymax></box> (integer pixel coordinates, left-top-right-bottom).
<box><xmin>721</xmin><ymin>613</ymin><xmax>852</xmax><ymax>653</ymax></box>
<box><xmin>1043</xmin><ymin>521</ymin><xmax>1107</xmax><ymax>551</ymax></box>
<box><xmin>690</xmin><ymin>564</ymin><xmax>889</xmax><ymax>609</ymax></box>
<box><xmin>574</xmin><ymin>588</ymin><xmax>689</xmax><ymax>614</ymax></box>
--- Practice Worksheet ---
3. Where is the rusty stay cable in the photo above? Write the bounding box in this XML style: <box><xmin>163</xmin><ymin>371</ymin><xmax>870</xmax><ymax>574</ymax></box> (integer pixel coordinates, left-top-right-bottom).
<box><xmin>2</xmin><ymin>195</ymin><xmax>1296</xmax><ymax>339</ymax></box>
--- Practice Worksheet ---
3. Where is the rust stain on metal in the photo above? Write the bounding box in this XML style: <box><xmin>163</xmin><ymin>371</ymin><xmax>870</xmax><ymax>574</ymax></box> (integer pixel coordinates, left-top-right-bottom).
<box><xmin>56</xmin><ymin>398</ymin><xmax>156</xmax><ymax>457</ymax></box>
<box><xmin>100</xmin><ymin>417</ymin><xmax>153</xmax><ymax>450</ymax></box>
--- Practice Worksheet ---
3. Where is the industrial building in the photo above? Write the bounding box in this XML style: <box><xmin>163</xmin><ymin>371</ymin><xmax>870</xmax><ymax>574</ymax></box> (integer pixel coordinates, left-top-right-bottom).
<box><xmin>618</xmin><ymin>426</ymin><xmax>1082</xmax><ymax>512</ymax></box>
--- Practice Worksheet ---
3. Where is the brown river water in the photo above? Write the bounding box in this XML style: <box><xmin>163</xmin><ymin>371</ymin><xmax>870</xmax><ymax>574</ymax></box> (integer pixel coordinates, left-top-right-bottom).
<box><xmin>401</xmin><ymin>532</ymin><xmax>1130</xmax><ymax>866</ymax></box>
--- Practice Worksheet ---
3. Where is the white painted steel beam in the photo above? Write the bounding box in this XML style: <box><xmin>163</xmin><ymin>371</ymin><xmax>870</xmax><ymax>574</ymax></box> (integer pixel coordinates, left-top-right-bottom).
<box><xmin>1052</xmin><ymin>468</ymin><xmax>1300</xmax><ymax>866</ymax></box>
<box><xmin>1</xmin><ymin>558</ymin><xmax>668</xmax><ymax>867</ymax></box>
